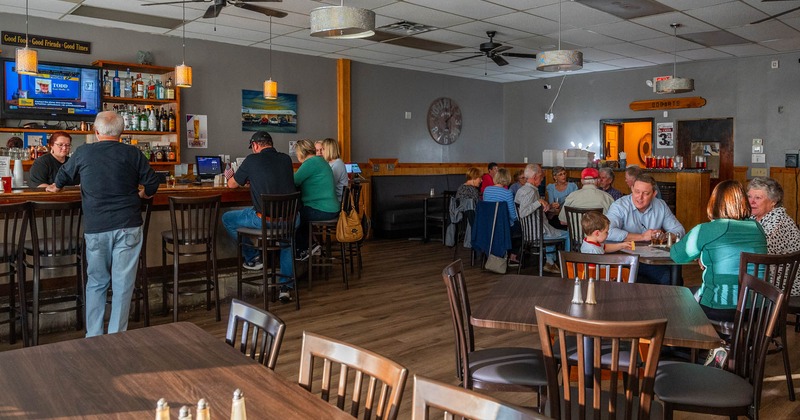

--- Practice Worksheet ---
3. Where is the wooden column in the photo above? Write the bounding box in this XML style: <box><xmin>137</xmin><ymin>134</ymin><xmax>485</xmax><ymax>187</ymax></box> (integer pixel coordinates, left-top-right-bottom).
<box><xmin>337</xmin><ymin>59</ymin><xmax>351</xmax><ymax>162</ymax></box>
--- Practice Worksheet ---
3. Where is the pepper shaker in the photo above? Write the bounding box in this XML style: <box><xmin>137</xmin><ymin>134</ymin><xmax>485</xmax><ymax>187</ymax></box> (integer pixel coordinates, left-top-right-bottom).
<box><xmin>585</xmin><ymin>277</ymin><xmax>597</xmax><ymax>305</ymax></box>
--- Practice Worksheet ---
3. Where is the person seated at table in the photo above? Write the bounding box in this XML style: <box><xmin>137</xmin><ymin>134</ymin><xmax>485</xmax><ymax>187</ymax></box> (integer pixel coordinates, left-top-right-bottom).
<box><xmin>480</xmin><ymin>162</ymin><xmax>498</xmax><ymax>197</ymax></box>
<box><xmin>557</xmin><ymin>168</ymin><xmax>614</xmax><ymax>225</ymax></box>
<box><xmin>747</xmin><ymin>176</ymin><xmax>800</xmax><ymax>296</ymax></box>
<box><xmin>508</xmin><ymin>169</ymin><xmax>526</xmax><ymax>197</ymax></box>
<box><xmin>624</xmin><ymin>165</ymin><xmax>661</xmax><ymax>198</ymax></box>
<box><xmin>597</xmin><ymin>167</ymin><xmax>624</xmax><ymax>200</ymax></box>
<box><xmin>606</xmin><ymin>174</ymin><xmax>685</xmax><ymax>285</ymax></box>
<box><xmin>314</xmin><ymin>140</ymin><xmax>323</xmax><ymax>156</ymax></box>
<box><xmin>456</xmin><ymin>167</ymin><xmax>481</xmax><ymax>203</ymax></box>
<box><xmin>545</xmin><ymin>165</ymin><xmax>576</xmax><ymax>229</ymax></box>
<box><xmin>30</xmin><ymin>131</ymin><xmax>79</xmax><ymax>188</ymax></box>
<box><xmin>671</xmin><ymin>180</ymin><xmax>767</xmax><ymax>320</ymax></box>
<box><xmin>294</xmin><ymin>139</ymin><xmax>339</xmax><ymax>261</ymax></box>
<box><xmin>320</xmin><ymin>138</ymin><xmax>348</xmax><ymax>203</ymax></box>
<box><xmin>580</xmin><ymin>211</ymin><xmax>631</xmax><ymax>254</ymax></box>
<box><xmin>515</xmin><ymin>163</ymin><xmax>568</xmax><ymax>273</ymax></box>
<box><xmin>483</xmin><ymin>168</ymin><xmax>520</xmax><ymax>266</ymax></box>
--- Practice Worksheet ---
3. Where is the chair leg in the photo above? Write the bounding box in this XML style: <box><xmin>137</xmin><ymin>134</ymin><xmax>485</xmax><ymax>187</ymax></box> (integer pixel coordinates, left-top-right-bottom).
<box><xmin>663</xmin><ymin>402</ymin><xmax>674</xmax><ymax>420</ymax></box>
<box><xmin>8</xmin><ymin>271</ymin><xmax>16</xmax><ymax>345</ymax></box>
<box><xmin>212</xmin><ymin>245</ymin><xmax>220</xmax><ymax>322</ymax></box>
<box><xmin>779</xmin><ymin>323</ymin><xmax>796</xmax><ymax>401</ymax></box>
<box><xmin>141</xmin><ymin>263</ymin><xmax>150</xmax><ymax>327</ymax></box>
<box><xmin>339</xmin><ymin>241</ymin><xmax>348</xmax><ymax>290</ymax></box>
<box><xmin>236</xmin><ymin>234</ymin><xmax>244</xmax><ymax>301</ymax></box>
<box><xmin>161</xmin><ymin>240</ymin><xmax>169</xmax><ymax>316</ymax></box>
<box><xmin>172</xmin><ymin>250</ymin><xmax>179</xmax><ymax>323</ymax></box>
<box><xmin>307</xmin><ymin>222</ymin><xmax>314</xmax><ymax>291</ymax></box>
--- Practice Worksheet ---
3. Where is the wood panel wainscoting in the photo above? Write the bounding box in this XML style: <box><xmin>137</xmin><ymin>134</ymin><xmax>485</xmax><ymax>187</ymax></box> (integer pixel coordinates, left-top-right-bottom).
<box><xmin>771</xmin><ymin>167</ymin><xmax>800</xmax><ymax>225</ymax></box>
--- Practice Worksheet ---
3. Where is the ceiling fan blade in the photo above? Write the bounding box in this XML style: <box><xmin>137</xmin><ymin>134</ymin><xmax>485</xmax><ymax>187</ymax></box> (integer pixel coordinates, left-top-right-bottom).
<box><xmin>490</xmin><ymin>55</ymin><xmax>509</xmax><ymax>66</ymax></box>
<box><xmin>750</xmin><ymin>5</ymin><xmax>800</xmax><ymax>24</ymax></box>
<box><xmin>489</xmin><ymin>45</ymin><xmax>512</xmax><ymax>54</ymax></box>
<box><xmin>203</xmin><ymin>4</ymin><xmax>223</xmax><ymax>18</ymax></box>
<box><xmin>450</xmin><ymin>54</ymin><xmax>483</xmax><ymax>63</ymax></box>
<box><xmin>501</xmin><ymin>52</ymin><xmax>537</xmax><ymax>59</ymax></box>
<box><xmin>142</xmin><ymin>0</ymin><xmax>207</xmax><ymax>6</ymax></box>
<box><xmin>234</xmin><ymin>3</ymin><xmax>288</xmax><ymax>18</ymax></box>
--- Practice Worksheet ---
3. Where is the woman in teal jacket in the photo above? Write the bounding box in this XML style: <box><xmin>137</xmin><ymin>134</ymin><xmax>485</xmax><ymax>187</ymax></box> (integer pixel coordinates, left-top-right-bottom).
<box><xmin>294</xmin><ymin>139</ymin><xmax>340</xmax><ymax>259</ymax></box>
<box><xmin>670</xmin><ymin>180</ymin><xmax>767</xmax><ymax>319</ymax></box>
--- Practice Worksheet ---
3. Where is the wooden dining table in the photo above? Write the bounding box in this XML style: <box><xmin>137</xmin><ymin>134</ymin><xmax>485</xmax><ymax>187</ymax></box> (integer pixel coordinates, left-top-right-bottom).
<box><xmin>620</xmin><ymin>243</ymin><xmax>691</xmax><ymax>286</ymax></box>
<box><xmin>0</xmin><ymin>322</ymin><xmax>352</xmax><ymax>419</ymax></box>
<box><xmin>471</xmin><ymin>275</ymin><xmax>721</xmax><ymax>350</ymax></box>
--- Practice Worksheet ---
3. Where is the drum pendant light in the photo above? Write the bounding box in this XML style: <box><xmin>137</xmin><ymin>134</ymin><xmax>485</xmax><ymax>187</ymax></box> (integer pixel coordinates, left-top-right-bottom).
<box><xmin>310</xmin><ymin>0</ymin><xmax>375</xmax><ymax>39</ymax></box>
<box><xmin>655</xmin><ymin>23</ymin><xmax>694</xmax><ymax>94</ymax></box>
<box><xmin>16</xmin><ymin>0</ymin><xmax>38</xmax><ymax>75</ymax></box>
<box><xmin>264</xmin><ymin>17</ymin><xmax>277</xmax><ymax>99</ymax></box>
<box><xmin>175</xmin><ymin>2</ymin><xmax>192</xmax><ymax>88</ymax></box>
<box><xmin>537</xmin><ymin>0</ymin><xmax>582</xmax><ymax>72</ymax></box>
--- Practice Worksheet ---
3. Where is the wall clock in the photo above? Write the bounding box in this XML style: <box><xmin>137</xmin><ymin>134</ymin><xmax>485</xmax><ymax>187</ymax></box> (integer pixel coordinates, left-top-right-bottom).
<box><xmin>427</xmin><ymin>97</ymin><xmax>462</xmax><ymax>145</ymax></box>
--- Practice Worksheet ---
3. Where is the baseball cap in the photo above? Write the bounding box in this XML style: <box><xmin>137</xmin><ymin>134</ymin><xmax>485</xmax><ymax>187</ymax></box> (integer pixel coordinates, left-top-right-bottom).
<box><xmin>581</xmin><ymin>168</ymin><xmax>599</xmax><ymax>179</ymax></box>
<box><xmin>248</xmin><ymin>131</ymin><xmax>273</xmax><ymax>149</ymax></box>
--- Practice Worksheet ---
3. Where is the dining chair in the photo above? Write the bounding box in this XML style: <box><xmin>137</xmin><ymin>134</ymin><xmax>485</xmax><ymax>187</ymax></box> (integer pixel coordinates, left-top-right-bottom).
<box><xmin>470</xmin><ymin>201</ymin><xmax>512</xmax><ymax>271</ymax></box>
<box><xmin>654</xmin><ymin>273</ymin><xmax>785</xmax><ymax>420</ymax></box>
<box><xmin>441</xmin><ymin>260</ymin><xmax>548</xmax><ymax>410</ymax></box>
<box><xmin>298</xmin><ymin>331</ymin><xmax>408</xmax><ymax>420</ymax></box>
<box><xmin>558</xmin><ymin>251</ymin><xmax>639</xmax><ymax>283</ymax></box>
<box><xmin>535</xmin><ymin>306</ymin><xmax>667</xmax><ymax>420</ymax></box>
<box><xmin>411</xmin><ymin>375</ymin><xmax>544</xmax><ymax>420</ymax></box>
<box><xmin>235</xmin><ymin>192</ymin><xmax>301</xmax><ymax>310</ymax></box>
<box><xmin>0</xmin><ymin>202</ymin><xmax>29</xmax><ymax>345</ymax></box>
<box><xmin>450</xmin><ymin>197</ymin><xmax>475</xmax><ymax>262</ymax></box>
<box><xmin>789</xmin><ymin>296</ymin><xmax>800</xmax><ymax>333</ymax></box>
<box><xmin>161</xmin><ymin>195</ymin><xmax>221</xmax><ymax>323</ymax></box>
<box><xmin>22</xmin><ymin>200</ymin><xmax>84</xmax><ymax>346</ymax></box>
<box><xmin>517</xmin><ymin>206</ymin><xmax>566</xmax><ymax>275</ymax></box>
<box><xmin>563</xmin><ymin>206</ymin><xmax>602</xmax><ymax>252</ymax></box>
<box><xmin>225</xmin><ymin>299</ymin><xmax>286</xmax><ymax>370</ymax></box>
<box><xmin>424</xmin><ymin>190</ymin><xmax>455</xmax><ymax>243</ymax></box>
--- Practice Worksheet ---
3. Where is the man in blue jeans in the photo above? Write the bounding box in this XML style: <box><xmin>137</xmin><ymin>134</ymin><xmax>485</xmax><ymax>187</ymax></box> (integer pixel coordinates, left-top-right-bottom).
<box><xmin>223</xmin><ymin>131</ymin><xmax>296</xmax><ymax>302</ymax></box>
<box><xmin>47</xmin><ymin>111</ymin><xmax>160</xmax><ymax>337</ymax></box>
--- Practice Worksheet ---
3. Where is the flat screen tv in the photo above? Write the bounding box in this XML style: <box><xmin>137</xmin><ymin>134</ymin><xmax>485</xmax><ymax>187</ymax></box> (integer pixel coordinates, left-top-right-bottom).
<box><xmin>195</xmin><ymin>156</ymin><xmax>223</xmax><ymax>181</ymax></box>
<box><xmin>1</xmin><ymin>58</ymin><xmax>102</xmax><ymax>122</ymax></box>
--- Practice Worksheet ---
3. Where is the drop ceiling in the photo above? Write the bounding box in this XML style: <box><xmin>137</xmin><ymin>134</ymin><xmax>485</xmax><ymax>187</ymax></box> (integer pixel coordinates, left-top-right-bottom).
<box><xmin>4</xmin><ymin>0</ymin><xmax>800</xmax><ymax>83</ymax></box>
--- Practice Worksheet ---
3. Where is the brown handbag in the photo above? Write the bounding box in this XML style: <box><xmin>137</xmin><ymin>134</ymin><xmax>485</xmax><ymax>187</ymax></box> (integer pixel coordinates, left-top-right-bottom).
<box><xmin>336</xmin><ymin>190</ymin><xmax>363</xmax><ymax>242</ymax></box>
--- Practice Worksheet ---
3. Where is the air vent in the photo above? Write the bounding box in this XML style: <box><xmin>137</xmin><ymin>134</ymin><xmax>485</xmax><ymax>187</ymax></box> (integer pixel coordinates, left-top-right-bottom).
<box><xmin>377</xmin><ymin>21</ymin><xmax>438</xmax><ymax>36</ymax></box>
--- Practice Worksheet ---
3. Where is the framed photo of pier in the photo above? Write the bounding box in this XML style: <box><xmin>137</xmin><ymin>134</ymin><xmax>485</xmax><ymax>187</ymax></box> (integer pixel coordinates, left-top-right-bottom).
<box><xmin>241</xmin><ymin>90</ymin><xmax>297</xmax><ymax>133</ymax></box>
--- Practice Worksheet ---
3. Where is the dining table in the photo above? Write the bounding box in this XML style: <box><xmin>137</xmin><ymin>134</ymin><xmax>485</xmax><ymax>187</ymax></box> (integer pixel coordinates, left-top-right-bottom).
<box><xmin>0</xmin><ymin>322</ymin><xmax>352</xmax><ymax>419</ymax></box>
<box><xmin>395</xmin><ymin>192</ymin><xmax>446</xmax><ymax>242</ymax></box>
<box><xmin>470</xmin><ymin>275</ymin><xmax>721</xmax><ymax>350</ymax></box>
<box><xmin>620</xmin><ymin>242</ymin><xmax>691</xmax><ymax>286</ymax></box>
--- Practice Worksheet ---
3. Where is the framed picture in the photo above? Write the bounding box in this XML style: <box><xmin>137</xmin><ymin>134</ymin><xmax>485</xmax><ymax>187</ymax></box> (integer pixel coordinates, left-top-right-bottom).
<box><xmin>24</xmin><ymin>132</ymin><xmax>47</xmax><ymax>148</ymax></box>
<box><xmin>241</xmin><ymin>90</ymin><xmax>297</xmax><ymax>133</ymax></box>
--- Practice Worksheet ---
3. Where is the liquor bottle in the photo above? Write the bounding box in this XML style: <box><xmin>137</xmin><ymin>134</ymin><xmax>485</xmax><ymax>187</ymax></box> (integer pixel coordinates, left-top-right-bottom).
<box><xmin>139</xmin><ymin>107</ymin><xmax>149</xmax><ymax>132</ymax></box>
<box><xmin>148</xmin><ymin>107</ymin><xmax>157</xmax><ymax>131</ymax></box>
<box><xmin>135</xmin><ymin>73</ymin><xmax>145</xmax><ymax>98</ymax></box>
<box><xmin>156</xmin><ymin>78</ymin><xmax>165</xmax><ymax>100</ymax></box>
<box><xmin>155</xmin><ymin>146</ymin><xmax>165</xmax><ymax>162</ymax></box>
<box><xmin>165</xmin><ymin>77</ymin><xmax>175</xmax><ymax>100</ymax></box>
<box><xmin>168</xmin><ymin>108</ymin><xmax>176</xmax><ymax>132</ymax></box>
<box><xmin>168</xmin><ymin>144</ymin><xmax>176</xmax><ymax>161</ymax></box>
<box><xmin>147</xmin><ymin>75</ymin><xmax>156</xmax><ymax>99</ymax></box>
<box><xmin>160</xmin><ymin>107</ymin><xmax>168</xmax><ymax>132</ymax></box>
<box><xmin>103</xmin><ymin>70</ymin><xmax>111</xmax><ymax>96</ymax></box>
<box><xmin>123</xmin><ymin>68</ymin><xmax>133</xmax><ymax>98</ymax></box>
<box><xmin>112</xmin><ymin>70</ymin><xmax>120</xmax><ymax>97</ymax></box>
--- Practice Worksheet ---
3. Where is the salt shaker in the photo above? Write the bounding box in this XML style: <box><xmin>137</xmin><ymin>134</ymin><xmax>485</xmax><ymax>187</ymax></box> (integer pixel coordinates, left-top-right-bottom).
<box><xmin>667</xmin><ymin>232</ymin><xmax>673</xmax><ymax>248</ymax></box>
<box><xmin>195</xmin><ymin>399</ymin><xmax>210</xmax><ymax>420</ymax></box>
<box><xmin>231</xmin><ymin>389</ymin><xmax>247</xmax><ymax>420</ymax></box>
<box><xmin>585</xmin><ymin>277</ymin><xmax>597</xmax><ymax>305</ymax></box>
<box><xmin>430</xmin><ymin>187</ymin><xmax>435</xmax><ymax>197</ymax></box>
<box><xmin>155</xmin><ymin>398</ymin><xmax>170</xmax><ymax>420</ymax></box>
<box><xmin>178</xmin><ymin>405</ymin><xmax>192</xmax><ymax>420</ymax></box>
<box><xmin>571</xmin><ymin>277</ymin><xmax>583</xmax><ymax>304</ymax></box>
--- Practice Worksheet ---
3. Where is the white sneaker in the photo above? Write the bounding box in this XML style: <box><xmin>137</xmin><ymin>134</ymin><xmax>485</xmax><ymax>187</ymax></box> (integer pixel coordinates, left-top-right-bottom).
<box><xmin>311</xmin><ymin>244</ymin><xmax>322</xmax><ymax>256</ymax></box>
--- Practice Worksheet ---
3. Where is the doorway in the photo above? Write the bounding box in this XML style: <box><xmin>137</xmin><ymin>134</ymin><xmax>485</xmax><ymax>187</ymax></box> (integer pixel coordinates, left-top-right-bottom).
<box><xmin>676</xmin><ymin>118</ymin><xmax>733</xmax><ymax>189</ymax></box>
<box><xmin>599</xmin><ymin>118</ymin><xmax>654</xmax><ymax>167</ymax></box>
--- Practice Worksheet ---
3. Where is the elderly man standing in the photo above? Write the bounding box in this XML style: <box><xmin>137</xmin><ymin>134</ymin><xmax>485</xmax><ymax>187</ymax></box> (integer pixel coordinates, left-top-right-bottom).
<box><xmin>515</xmin><ymin>164</ymin><xmax>568</xmax><ymax>273</ymax></box>
<box><xmin>558</xmin><ymin>168</ymin><xmax>615</xmax><ymax>225</ymax></box>
<box><xmin>606</xmin><ymin>174</ymin><xmax>685</xmax><ymax>284</ymax></box>
<box><xmin>47</xmin><ymin>111</ymin><xmax>160</xmax><ymax>337</ymax></box>
<box><xmin>597</xmin><ymin>167</ymin><xmax>623</xmax><ymax>200</ymax></box>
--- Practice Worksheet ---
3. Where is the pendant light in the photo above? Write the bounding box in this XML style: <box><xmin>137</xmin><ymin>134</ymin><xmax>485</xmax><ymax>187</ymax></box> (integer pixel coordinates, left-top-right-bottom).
<box><xmin>537</xmin><ymin>0</ymin><xmax>582</xmax><ymax>72</ymax></box>
<box><xmin>310</xmin><ymin>0</ymin><xmax>375</xmax><ymax>39</ymax></box>
<box><xmin>15</xmin><ymin>0</ymin><xmax>38</xmax><ymax>75</ymax></box>
<box><xmin>263</xmin><ymin>16</ymin><xmax>277</xmax><ymax>99</ymax></box>
<box><xmin>655</xmin><ymin>23</ymin><xmax>694</xmax><ymax>94</ymax></box>
<box><xmin>175</xmin><ymin>2</ymin><xmax>192</xmax><ymax>88</ymax></box>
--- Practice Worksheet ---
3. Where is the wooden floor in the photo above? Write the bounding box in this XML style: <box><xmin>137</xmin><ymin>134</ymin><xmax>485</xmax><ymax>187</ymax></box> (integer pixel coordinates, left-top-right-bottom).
<box><xmin>2</xmin><ymin>238</ymin><xmax>800</xmax><ymax>419</ymax></box>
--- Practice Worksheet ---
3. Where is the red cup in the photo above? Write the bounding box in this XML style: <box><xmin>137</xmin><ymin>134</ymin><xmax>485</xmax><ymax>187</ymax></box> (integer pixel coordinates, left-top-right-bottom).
<box><xmin>646</xmin><ymin>156</ymin><xmax>653</xmax><ymax>168</ymax></box>
<box><xmin>1</xmin><ymin>176</ymin><xmax>11</xmax><ymax>193</ymax></box>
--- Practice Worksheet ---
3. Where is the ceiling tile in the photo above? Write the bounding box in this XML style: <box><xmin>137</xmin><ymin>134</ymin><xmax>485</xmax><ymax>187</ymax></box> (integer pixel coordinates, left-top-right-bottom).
<box><xmin>683</xmin><ymin>1</ymin><xmax>765</xmax><ymax>28</ymax></box>
<box><xmin>404</xmin><ymin>0</ymin><xmax>515</xmax><ymax>20</ymax></box>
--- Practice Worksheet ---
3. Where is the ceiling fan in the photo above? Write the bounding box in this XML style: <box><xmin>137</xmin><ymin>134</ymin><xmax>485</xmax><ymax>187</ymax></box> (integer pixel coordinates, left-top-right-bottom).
<box><xmin>448</xmin><ymin>31</ymin><xmax>536</xmax><ymax>66</ymax></box>
<box><xmin>143</xmin><ymin>0</ymin><xmax>287</xmax><ymax>19</ymax></box>
<box><xmin>751</xmin><ymin>0</ymin><xmax>800</xmax><ymax>24</ymax></box>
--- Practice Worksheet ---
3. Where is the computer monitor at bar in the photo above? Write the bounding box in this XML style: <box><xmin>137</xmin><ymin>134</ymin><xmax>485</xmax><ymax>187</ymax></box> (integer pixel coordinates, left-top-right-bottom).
<box><xmin>195</xmin><ymin>156</ymin><xmax>223</xmax><ymax>182</ymax></box>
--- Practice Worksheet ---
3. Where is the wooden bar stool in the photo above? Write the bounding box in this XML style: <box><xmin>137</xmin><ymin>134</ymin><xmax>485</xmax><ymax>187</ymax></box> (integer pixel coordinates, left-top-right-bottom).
<box><xmin>0</xmin><ymin>202</ymin><xmax>30</xmax><ymax>345</ymax></box>
<box><xmin>161</xmin><ymin>195</ymin><xmax>221</xmax><ymax>323</ymax></box>
<box><xmin>307</xmin><ymin>219</ymin><xmax>348</xmax><ymax>291</ymax></box>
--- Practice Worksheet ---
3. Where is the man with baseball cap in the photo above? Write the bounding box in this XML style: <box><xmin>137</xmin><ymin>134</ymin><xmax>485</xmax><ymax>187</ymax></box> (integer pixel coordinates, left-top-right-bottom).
<box><xmin>222</xmin><ymin>131</ymin><xmax>296</xmax><ymax>301</ymax></box>
<box><xmin>558</xmin><ymin>167</ymin><xmax>615</xmax><ymax>225</ymax></box>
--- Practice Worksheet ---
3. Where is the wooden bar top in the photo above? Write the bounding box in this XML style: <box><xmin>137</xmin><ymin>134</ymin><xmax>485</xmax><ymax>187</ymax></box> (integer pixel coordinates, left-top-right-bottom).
<box><xmin>0</xmin><ymin>184</ymin><xmax>252</xmax><ymax>206</ymax></box>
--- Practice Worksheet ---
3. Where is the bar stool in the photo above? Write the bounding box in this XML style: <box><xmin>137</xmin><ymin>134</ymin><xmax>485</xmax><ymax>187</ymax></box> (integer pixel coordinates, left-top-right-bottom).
<box><xmin>0</xmin><ymin>202</ymin><xmax>29</xmax><ymax>345</ymax></box>
<box><xmin>342</xmin><ymin>184</ymin><xmax>367</xmax><ymax>277</ymax></box>
<box><xmin>22</xmin><ymin>200</ymin><xmax>84</xmax><ymax>346</ymax></box>
<box><xmin>235</xmin><ymin>192</ymin><xmax>301</xmax><ymax>311</ymax></box>
<box><xmin>161</xmin><ymin>195</ymin><xmax>221</xmax><ymax>323</ymax></box>
<box><xmin>307</xmin><ymin>218</ymin><xmax>348</xmax><ymax>291</ymax></box>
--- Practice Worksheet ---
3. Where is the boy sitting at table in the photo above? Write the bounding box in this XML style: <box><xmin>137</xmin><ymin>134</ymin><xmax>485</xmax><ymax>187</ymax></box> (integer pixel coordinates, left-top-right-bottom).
<box><xmin>580</xmin><ymin>211</ymin><xmax>632</xmax><ymax>254</ymax></box>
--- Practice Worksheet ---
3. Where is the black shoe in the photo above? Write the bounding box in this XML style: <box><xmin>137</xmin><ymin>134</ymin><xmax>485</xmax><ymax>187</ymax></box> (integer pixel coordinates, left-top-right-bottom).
<box><xmin>279</xmin><ymin>286</ymin><xmax>292</xmax><ymax>303</ymax></box>
<box><xmin>296</xmin><ymin>250</ymin><xmax>310</xmax><ymax>261</ymax></box>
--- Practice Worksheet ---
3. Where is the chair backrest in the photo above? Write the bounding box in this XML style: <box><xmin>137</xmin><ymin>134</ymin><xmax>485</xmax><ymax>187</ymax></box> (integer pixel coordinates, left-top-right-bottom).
<box><xmin>29</xmin><ymin>200</ymin><xmax>83</xmax><ymax>258</ymax></box>
<box><xmin>558</xmin><ymin>251</ymin><xmax>639</xmax><ymax>283</ymax></box>
<box><xmin>519</xmin><ymin>206</ymin><xmax>548</xmax><ymax>245</ymax></box>
<box><xmin>259</xmin><ymin>192</ymin><xmax>301</xmax><ymax>244</ymax></box>
<box><xmin>739</xmin><ymin>251</ymin><xmax>800</xmax><ymax>299</ymax></box>
<box><xmin>298</xmin><ymin>331</ymin><xmax>408</xmax><ymax>420</ymax></box>
<box><xmin>535</xmin><ymin>306</ymin><xmax>667</xmax><ymax>420</ymax></box>
<box><xmin>167</xmin><ymin>195</ymin><xmax>221</xmax><ymax>245</ymax></box>
<box><xmin>225</xmin><ymin>299</ymin><xmax>286</xmax><ymax>370</ymax></box>
<box><xmin>730</xmin><ymin>273</ymin><xmax>785</xmax><ymax>411</ymax></box>
<box><xmin>441</xmin><ymin>260</ymin><xmax>475</xmax><ymax>386</ymax></box>
<box><xmin>0</xmin><ymin>202</ymin><xmax>29</xmax><ymax>268</ymax></box>
<box><xmin>411</xmin><ymin>375</ymin><xmax>543</xmax><ymax>420</ymax></box>
<box><xmin>563</xmin><ymin>206</ymin><xmax>602</xmax><ymax>252</ymax></box>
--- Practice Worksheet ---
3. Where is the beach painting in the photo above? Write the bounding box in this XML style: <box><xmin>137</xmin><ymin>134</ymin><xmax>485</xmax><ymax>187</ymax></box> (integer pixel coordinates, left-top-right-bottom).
<box><xmin>241</xmin><ymin>90</ymin><xmax>297</xmax><ymax>133</ymax></box>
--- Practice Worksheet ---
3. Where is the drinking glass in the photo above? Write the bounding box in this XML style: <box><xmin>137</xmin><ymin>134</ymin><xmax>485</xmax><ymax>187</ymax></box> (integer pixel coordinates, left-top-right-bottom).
<box><xmin>650</xmin><ymin>230</ymin><xmax>664</xmax><ymax>247</ymax></box>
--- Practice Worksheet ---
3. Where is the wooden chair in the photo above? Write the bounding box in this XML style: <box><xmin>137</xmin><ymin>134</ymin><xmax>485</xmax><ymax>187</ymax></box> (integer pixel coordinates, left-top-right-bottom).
<box><xmin>441</xmin><ymin>260</ymin><xmax>548</xmax><ymax>410</ymax></box>
<box><xmin>517</xmin><ymin>206</ymin><xmax>566</xmax><ymax>275</ymax></box>
<box><xmin>450</xmin><ymin>197</ymin><xmax>475</xmax><ymax>263</ymax></box>
<box><xmin>22</xmin><ymin>200</ymin><xmax>84</xmax><ymax>346</ymax></box>
<box><xmin>235</xmin><ymin>192</ymin><xmax>301</xmax><ymax>310</ymax></box>
<box><xmin>424</xmin><ymin>190</ymin><xmax>455</xmax><ymax>243</ymax></box>
<box><xmin>558</xmin><ymin>251</ymin><xmax>639</xmax><ymax>283</ymax></box>
<box><xmin>654</xmin><ymin>273</ymin><xmax>785</xmax><ymax>420</ymax></box>
<box><xmin>563</xmin><ymin>206</ymin><xmax>602</xmax><ymax>252</ymax></box>
<box><xmin>411</xmin><ymin>375</ymin><xmax>544</xmax><ymax>420</ymax></box>
<box><xmin>0</xmin><ymin>202</ymin><xmax>29</xmax><ymax>345</ymax></box>
<box><xmin>161</xmin><ymin>195</ymin><xmax>221</xmax><ymax>323</ymax></box>
<box><xmin>298</xmin><ymin>331</ymin><xmax>408</xmax><ymax>420</ymax></box>
<box><xmin>225</xmin><ymin>299</ymin><xmax>286</xmax><ymax>370</ymax></box>
<box><xmin>535</xmin><ymin>306</ymin><xmax>667</xmax><ymax>420</ymax></box>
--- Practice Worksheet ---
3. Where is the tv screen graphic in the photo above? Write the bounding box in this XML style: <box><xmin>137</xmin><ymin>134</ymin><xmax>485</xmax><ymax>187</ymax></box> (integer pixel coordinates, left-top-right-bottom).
<box><xmin>2</xmin><ymin>59</ymin><xmax>102</xmax><ymax>121</ymax></box>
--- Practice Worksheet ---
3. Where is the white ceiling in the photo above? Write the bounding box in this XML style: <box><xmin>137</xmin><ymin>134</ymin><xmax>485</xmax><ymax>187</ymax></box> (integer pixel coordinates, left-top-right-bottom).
<box><xmin>5</xmin><ymin>0</ymin><xmax>800</xmax><ymax>83</ymax></box>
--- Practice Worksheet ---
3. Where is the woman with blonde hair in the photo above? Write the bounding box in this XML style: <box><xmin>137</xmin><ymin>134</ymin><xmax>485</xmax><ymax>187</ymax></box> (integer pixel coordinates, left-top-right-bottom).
<box><xmin>294</xmin><ymin>139</ymin><xmax>339</xmax><ymax>260</ymax></box>
<box><xmin>320</xmin><ymin>138</ymin><xmax>349</xmax><ymax>202</ymax></box>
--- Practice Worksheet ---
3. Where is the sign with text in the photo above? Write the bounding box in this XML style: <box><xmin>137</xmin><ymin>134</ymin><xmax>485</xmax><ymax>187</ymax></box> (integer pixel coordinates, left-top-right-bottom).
<box><xmin>2</xmin><ymin>31</ymin><xmax>91</xmax><ymax>54</ymax></box>
<box><xmin>630</xmin><ymin>97</ymin><xmax>706</xmax><ymax>111</ymax></box>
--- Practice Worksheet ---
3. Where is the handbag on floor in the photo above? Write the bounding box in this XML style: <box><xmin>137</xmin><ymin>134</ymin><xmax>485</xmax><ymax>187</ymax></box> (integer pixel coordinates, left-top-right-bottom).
<box><xmin>484</xmin><ymin>203</ymin><xmax>507</xmax><ymax>274</ymax></box>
